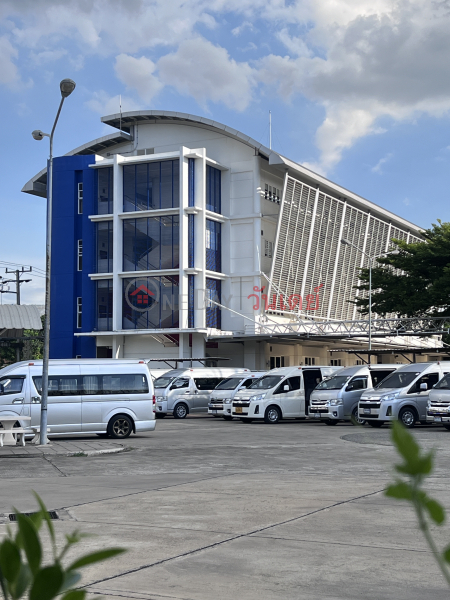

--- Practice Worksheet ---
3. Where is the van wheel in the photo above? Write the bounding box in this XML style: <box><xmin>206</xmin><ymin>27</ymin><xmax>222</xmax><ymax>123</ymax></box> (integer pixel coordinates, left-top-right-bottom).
<box><xmin>351</xmin><ymin>407</ymin><xmax>366</xmax><ymax>426</ymax></box>
<box><xmin>399</xmin><ymin>407</ymin><xmax>417</xmax><ymax>429</ymax></box>
<box><xmin>108</xmin><ymin>415</ymin><xmax>133</xmax><ymax>439</ymax></box>
<box><xmin>264</xmin><ymin>406</ymin><xmax>281</xmax><ymax>424</ymax></box>
<box><xmin>368</xmin><ymin>421</ymin><xmax>384</xmax><ymax>428</ymax></box>
<box><xmin>324</xmin><ymin>419</ymin><xmax>338</xmax><ymax>426</ymax></box>
<box><xmin>173</xmin><ymin>403</ymin><xmax>188</xmax><ymax>419</ymax></box>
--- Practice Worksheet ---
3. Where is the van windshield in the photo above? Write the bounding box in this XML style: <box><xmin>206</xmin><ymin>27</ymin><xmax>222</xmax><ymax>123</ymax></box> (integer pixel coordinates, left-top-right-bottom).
<box><xmin>315</xmin><ymin>375</ymin><xmax>351</xmax><ymax>390</ymax></box>
<box><xmin>154</xmin><ymin>376</ymin><xmax>177</xmax><ymax>389</ymax></box>
<box><xmin>435</xmin><ymin>374</ymin><xmax>450</xmax><ymax>390</ymax></box>
<box><xmin>376</xmin><ymin>371</ymin><xmax>420</xmax><ymax>389</ymax></box>
<box><xmin>248</xmin><ymin>375</ymin><xmax>283</xmax><ymax>390</ymax></box>
<box><xmin>215</xmin><ymin>377</ymin><xmax>244</xmax><ymax>390</ymax></box>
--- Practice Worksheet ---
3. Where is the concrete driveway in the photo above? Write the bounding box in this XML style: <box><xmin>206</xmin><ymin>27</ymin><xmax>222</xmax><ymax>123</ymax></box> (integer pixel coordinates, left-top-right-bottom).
<box><xmin>1</xmin><ymin>416</ymin><xmax>449</xmax><ymax>599</ymax></box>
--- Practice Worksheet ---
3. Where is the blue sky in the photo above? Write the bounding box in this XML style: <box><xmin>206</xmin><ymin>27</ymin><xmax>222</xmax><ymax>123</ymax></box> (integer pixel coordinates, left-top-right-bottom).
<box><xmin>1</xmin><ymin>0</ymin><xmax>450</xmax><ymax>304</ymax></box>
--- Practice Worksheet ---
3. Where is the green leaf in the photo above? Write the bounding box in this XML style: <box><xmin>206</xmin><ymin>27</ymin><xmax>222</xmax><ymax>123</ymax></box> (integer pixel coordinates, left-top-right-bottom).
<box><xmin>442</xmin><ymin>545</ymin><xmax>450</xmax><ymax>563</ymax></box>
<box><xmin>68</xmin><ymin>548</ymin><xmax>125</xmax><ymax>571</ymax></box>
<box><xmin>385</xmin><ymin>482</ymin><xmax>413</xmax><ymax>500</ymax></box>
<box><xmin>9</xmin><ymin>563</ymin><xmax>31</xmax><ymax>600</ymax></box>
<box><xmin>424</xmin><ymin>498</ymin><xmax>446</xmax><ymax>525</ymax></box>
<box><xmin>27</xmin><ymin>511</ymin><xmax>43</xmax><ymax>532</ymax></box>
<box><xmin>391</xmin><ymin>421</ymin><xmax>420</xmax><ymax>464</ymax></box>
<box><xmin>396</xmin><ymin>453</ymin><xmax>434</xmax><ymax>477</ymax></box>
<box><xmin>0</xmin><ymin>540</ymin><xmax>21</xmax><ymax>583</ymax></box>
<box><xmin>14</xmin><ymin>513</ymin><xmax>41</xmax><ymax>575</ymax></box>
<box><xmin>61</xmin><ymin>590</ymin><xmax>86</xmax><ymax>600</ymax></box>
<box><xmin>32</xmin><ymin>493</ymin><xmax>55</xmax><ymax>548</ymax></box>
<box><xmin>29</xmin><ymin>565</ymin><xmax>64</xmax><ymax>600</ymax></box>
<box><xmin>60</xmin><ymin>570</ymin><xmax>82</xmax><ymax>593</ymax></box>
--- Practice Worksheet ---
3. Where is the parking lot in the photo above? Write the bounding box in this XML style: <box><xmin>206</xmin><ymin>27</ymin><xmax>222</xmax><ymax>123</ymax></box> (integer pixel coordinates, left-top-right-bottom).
<box><xmin>1</xmin><ymin>416</ymin><xmax>450</xmax><ymax>599</ymax></box>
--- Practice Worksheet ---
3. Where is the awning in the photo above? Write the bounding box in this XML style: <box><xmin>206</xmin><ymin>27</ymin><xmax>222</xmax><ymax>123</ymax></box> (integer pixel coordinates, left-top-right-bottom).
<box><xmin>0</xmin><ymin>305</ymin><xmax>44</xmax><ymax>330</ymax></box>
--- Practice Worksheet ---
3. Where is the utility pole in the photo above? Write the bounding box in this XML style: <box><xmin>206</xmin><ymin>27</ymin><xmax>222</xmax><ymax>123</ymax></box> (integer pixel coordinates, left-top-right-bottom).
<box><xmin>5</xmin><ymin>267</ymin><xmax>32</xmax><ymax>305</ymax></box>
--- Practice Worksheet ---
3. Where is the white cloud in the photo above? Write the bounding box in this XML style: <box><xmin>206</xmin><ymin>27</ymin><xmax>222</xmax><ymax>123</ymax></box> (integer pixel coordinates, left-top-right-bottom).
<box><xmin>85</xmin><ymin>91</ymin><xmax>141</xmax><ymax>116</ymax></box>
<box><xmin>0</xmin><ymin>35</ymin><xmax>21</xmax><ymax>87</ymax></box>
<box><xmin>158</xmin><ymin>37</ymin><xmax>255</xmax><ymax>111</ymax></box>
<box><xmin>371</xmin><ymin>152</ymin><xmax>393</xmax><ymax>174</ymax></box>
<box><xmin>232</xmin><ymin>21</ymin><xmax>254</xmax><ymax>36</ymax></box>
<box><xmin>29</xmin><ymin>48</ymin><xmax>67</xmax><ymax>65</ymax></box>
<box><xmin>114</xmin><ymin>54</ymin><xmax>163</xmax><ymax>104</ymax></box>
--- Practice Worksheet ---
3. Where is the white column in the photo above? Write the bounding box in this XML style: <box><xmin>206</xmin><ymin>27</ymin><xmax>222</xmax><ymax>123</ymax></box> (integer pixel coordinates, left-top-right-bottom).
<box><xmin>179</xmin><ymin>147</ymin><xmax>190</xmax><ymax>331</ymax></box>
<box><xmin>192</xmin><ymin>333</ymin><xmax>205</xmax><ymax>363</ymax></box>
<box><xmin>194</xmin><ymin>149</ymin><xmax>206</xmax><ymax>329</ymax></box>
<box><xmin>112</xmin><ymin>154</ymin><xmax>123</xmax><ymax>331</ymax></box>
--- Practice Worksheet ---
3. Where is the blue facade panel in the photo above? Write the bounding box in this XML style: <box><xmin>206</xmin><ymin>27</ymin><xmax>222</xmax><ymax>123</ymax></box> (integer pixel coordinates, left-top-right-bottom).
<box><xmin>50</xmin><ymin>155</ymin><xmax>96</xmax><ymax>358</ymax></box>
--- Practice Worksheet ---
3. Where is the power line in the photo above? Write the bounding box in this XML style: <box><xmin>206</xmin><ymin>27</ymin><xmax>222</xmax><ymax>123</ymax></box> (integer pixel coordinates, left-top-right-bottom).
<box><xmin>0</xmin><ymin>260</ymin><xmax>45</xmax><ymax>274</ymax></box>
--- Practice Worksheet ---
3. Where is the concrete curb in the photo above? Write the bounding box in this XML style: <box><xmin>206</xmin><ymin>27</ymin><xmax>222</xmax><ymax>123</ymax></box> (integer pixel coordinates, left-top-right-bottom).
<box><xmin>0</xmin><ymin>445</ymin><xmax>126</xmax><ymax>458</ymax></box>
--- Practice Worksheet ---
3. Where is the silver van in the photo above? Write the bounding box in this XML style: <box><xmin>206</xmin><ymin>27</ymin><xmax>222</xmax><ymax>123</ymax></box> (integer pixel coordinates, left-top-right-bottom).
<box><xmin>427</xmin><ymin>373</ymin><xmax>450</xmax><ymax>429</ymax></box>
<box><xmin>208</xmin><ymin>372</ymin><xmax>267</xmax><ymax>420</ymax></box>
<box><xmin>359</xmin><ymin>362</ymin><xmax>450</xmax><ymax>428</ymax></box>
<box><xmin>309</xmin><ymin>365</ymin><xmax>401</xmax><ymax>425</ymax></box>
<box><xmin>0</xmin><ymin>359</ymin><xmax>156</xmax><ymax>438</ymax></box>
<box><xmin>154</xmin><ymin>368</ymin><xmax>250</xmax><ymax>419</ymax></box>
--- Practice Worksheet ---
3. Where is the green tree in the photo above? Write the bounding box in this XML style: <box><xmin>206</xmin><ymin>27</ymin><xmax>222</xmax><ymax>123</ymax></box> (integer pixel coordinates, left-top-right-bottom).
<box><xmin>354</xmin><ymin>220</ymin><xmax>450</xmax><ymax>319</ymax></box>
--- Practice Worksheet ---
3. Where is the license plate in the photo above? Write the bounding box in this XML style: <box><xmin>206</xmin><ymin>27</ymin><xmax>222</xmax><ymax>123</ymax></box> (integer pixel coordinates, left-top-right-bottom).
<box><xmin>211</xmin><ymin>409</ymin><xmax>217</xmax><ymax>413</ymax></box>
<box><xmin>314</xmin><ymin>413</ymin><xmax>320</xmax><ymax>418</ymax></box>
<box><xmin>235</xmin><ymin>407</ymin><xmax>243</xmax><ymax>414</ymax></box>
<box><xmin>434</xmin><ymin>417</ymin><xmax>442</xmax><ymax>423</ymax></box>
<box><xmin>364</xmin><ymin>408</ymin><xmax>371</xmax><ymax>415</ymax></box>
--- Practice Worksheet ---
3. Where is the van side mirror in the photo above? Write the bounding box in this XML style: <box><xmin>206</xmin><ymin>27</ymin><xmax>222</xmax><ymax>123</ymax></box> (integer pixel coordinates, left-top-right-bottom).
<box><xmin>283</xmin><ymin>384</ymin><xmax>289</xmax><ymax>391</ymax></box>
<box><xmin>420</xmin><ymin>383</ymin><xmax>427</xmax><ymax>392</ymax></box>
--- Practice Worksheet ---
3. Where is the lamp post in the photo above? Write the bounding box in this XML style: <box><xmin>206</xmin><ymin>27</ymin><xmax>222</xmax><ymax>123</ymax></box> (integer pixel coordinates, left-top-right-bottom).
<box><xmin>341</xmin><ymin>238</ymin><xmax>396</xmax><ymax>362</ymax></box>
<box><xmin>32</xmin><ymin>79</ymin><xmax>76</xmax><ymax>445</ymax></box>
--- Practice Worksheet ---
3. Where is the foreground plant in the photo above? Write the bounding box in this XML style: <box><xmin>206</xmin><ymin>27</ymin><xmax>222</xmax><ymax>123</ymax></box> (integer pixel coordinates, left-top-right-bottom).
<box><xmin>0</xmin><ymin>493</ymin><xmax>125</xmax><ymax>600</ymax></box>
<box><xmin>386</xmin><ymin>421</ymin><xmax>450</xmax><ymax>586</ymax></box>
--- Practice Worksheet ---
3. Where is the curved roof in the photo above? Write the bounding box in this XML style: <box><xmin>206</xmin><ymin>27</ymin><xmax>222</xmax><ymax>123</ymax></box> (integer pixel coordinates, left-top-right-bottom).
<box><xmin>0</xmin><ymin>305</ymin><xmax>43</xmax><ymax>330</ymax></box>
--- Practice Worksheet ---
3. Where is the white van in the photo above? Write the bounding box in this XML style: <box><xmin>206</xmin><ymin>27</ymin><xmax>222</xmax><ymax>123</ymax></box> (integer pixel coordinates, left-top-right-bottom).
<box><xmin>154</xmin><ymin>367</ymin><xmax>250</xmax><ymax>419</ymax></box>
<box><xmin>232</xmin><ymin>365</ymin><xmax>342</xmax><ymax>424</ymax></box>
<box><xmin>0</xmin><ymin>359</ymin><xmax>156</xmax><ymax>439</ymax></box>
<box><xmin>208</xmin><ymin>372</ymin><xmax>267</xmax><ymax>420</ymax></box>
<box><xmin>359</xmin><ymin>362</ymin><xmax>450</xmax><ymax>428</ymax></box>
<box><xmin>309</xmin><ymin>364</ymin><xmax>401</xmax><ymax>425</ymax></box>
<box><xmin>427</xmin><ymin>373</ymin><xmax>450</xmax><ymax>429</ymax></box>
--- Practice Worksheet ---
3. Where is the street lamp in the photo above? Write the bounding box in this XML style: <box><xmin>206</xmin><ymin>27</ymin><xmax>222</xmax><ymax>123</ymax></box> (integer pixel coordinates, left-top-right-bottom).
<box><xmin>341</xmin><ymin>238</ymin><xmax>397</xmax><ymax>361</ymax></box>
<box><xmin>32</xmin><ymin>78</ymin><xmax>76</xmax><ymax>445</ymax></box>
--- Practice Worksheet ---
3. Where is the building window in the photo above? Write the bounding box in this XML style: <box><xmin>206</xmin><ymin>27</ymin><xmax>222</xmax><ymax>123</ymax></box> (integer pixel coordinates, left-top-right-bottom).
<box><xmin>206</xmin><ymin>278</ymin><xmax>221</xmax><ymax>329</ymax></box>
<box><xmin>188</xmin><ymin>275</ymin><xmax>195</xmax><ymax>328</ymax></box>
<box><xmin>77</xmin><ymin>182</ymin><xmax>83</xmax><ymax>214</ymax></box>
<box><xmin>76</xmin><ymin>297</ymin><xmax>82</xmax><ymax>329</ymax></box>
<box><xmin>206</xmin><ymin>220</ymin><xmax>221</xmax><ymax>272</ymax></box>
<box><xmin>264</xmin><ymin>240</ymin><xmax>273</xmax><ymax>258</ymax></box>
<box><xmin>206</xmin><ymin>165</ymin><xmax>221</xmax><ymax>213</ymax></box>
<box><xmin>122</xmin><ymin>276</ymin><xmax>179</xmax><ymax>330</ymax></box>
<box><xmin>270</xmin><ymin>356</ymin><xmax>285</xmax><ymax>369</ymax></box>
<box><xmin>264</xmin><ymin>184</ymin><xmax>281</xmax><ymax>204</ymax></box>
<box><xmin>77</xmin><ymin>240</ymin><xmax>83</xmax><ymax>271</ymax></box>
<box><xmin>123</xmin><ymin>160</ymin><xmax>179</xmax><ymax>212</ymax></box>
<box><xmin>188</xmin><ymin>158</ymin><xmax>195</xmax><ymax>207</ymax></box>
<box><xmin>96</xmin><ymin>167</ymin><xmax>113</xmax><ymax>214</ymax></box>
<box><xmin>188</xmin><ymin>214</ymin><xmax>194</xmax><ymax>268</ymax></box>
<box><xmin>304</xmin><ymin>357</ymin><xmax>316</xmax><ymax>366</ymax></box>
<box><xmin>123</xmin><ymin>216</ymin><xmax>179</xmax><ymax>272</ymax></box>
<box><xmin>330</xmin><ymin>359</ymin><xmax>342</xmax><ymax>366</ymax></box>
<box><xmin>96</xmin><ymin>280</ymin><xmax>113</xmax><ymax>331</ymax></box>
<box><xmin>356</xmin><ymin>360</ymin><xmax>363</xmax><ymax>365</ymax></box>
<box><xmin>96</xmin><ymin>222</ymin><xmax>113</xmax><ymax>273</ymax></box>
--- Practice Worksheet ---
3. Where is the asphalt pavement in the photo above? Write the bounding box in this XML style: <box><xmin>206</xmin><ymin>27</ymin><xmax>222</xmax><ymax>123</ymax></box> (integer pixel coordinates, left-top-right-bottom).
<box><xmin>1</xmin><ymin>416</ymin><xmax>449</xmax><ymax>600</ymax></box>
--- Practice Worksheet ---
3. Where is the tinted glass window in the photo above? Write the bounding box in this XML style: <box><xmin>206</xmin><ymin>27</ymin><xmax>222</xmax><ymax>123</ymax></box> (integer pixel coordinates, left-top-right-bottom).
<box><xmin>435</xmin><ymin>374</ymin><xmax>450</xmax><ymax>389</ymax></box>
<box><xmin>171</xmin><ymin>378</ymin><xmax>189</xmax><ymax>389</ymax></box>
<box><xmin>408</xmin><ymin>373</ymin><xmax>440</xmax><ymax>394</ymax></box>
<box><xmin>0</xmin><ymin>377</ymin><xmax>24</xmax><ymax>395</ymax></box>
<box><xmin>316</xmin><ymin>375</ymin><xmax>351</xmax><ymax>390</ymax></box>
<box><xmin>194</xmin><ymin>377</ymin><xmax>224</xmax><ymax>390</ymax></box>
<box><xmin>371</xmin><ymin>370</ymin><xmax>395</xmax><ymax>387</ymax></box>
<box><xmin>248</xmin><ymin>375</ymin><xmax>283</xmax><ymax>390</ymax></box>
<box><xmin>82</xmin><ymin>376</ymin><xmax>100</xmax><ymax>394</ymax></box>
<box><xmin>154</xmin><ymin>376</ymin><xmax>177</xmax><ymax>388</ymax></box>
<box><xmin>33</xmin><ymin>376</ymin><xmax>78</xmax><ymax>397</ymax></box>
<box><xmin>287</xmin><ymin>376</ymin><xmax>301</xmax><ymax>391</ymax></box>
<box><xmin>376</xmin><ymin>371</ymin><xmax>419</xmax><ymax>389</ymax></box>
<box><xmin>123</xmin><ymin>160</ymin><xmax>179</xmax><ymax>212</ymax></box>
<box><xmin>347</xmin><ymin>376</ymin><xmax>367</xmax><ymax>391</ymax></box>
<box><xmin>102</xmin><ymin>374</ymin><xmax>149</xmax><ymax>395</ymax></box>
<box><xmin>242</xmin><ymin>378</ymin><xmax>259</xmax><ymax>388</ymax></box>
<box><xmin>215</xmin><ymin>377</ymin><xmax>243</xmax><ymax>391</ymax></box>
